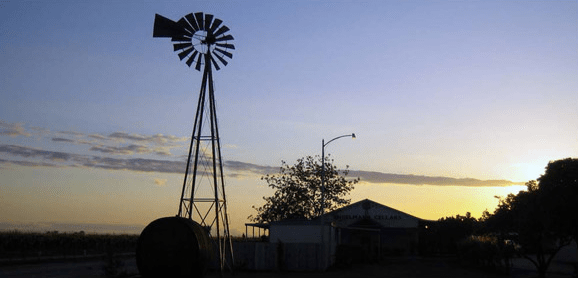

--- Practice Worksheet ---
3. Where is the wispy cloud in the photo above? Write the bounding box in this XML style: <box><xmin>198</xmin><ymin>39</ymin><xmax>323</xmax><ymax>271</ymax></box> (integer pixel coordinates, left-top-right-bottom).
<box><xmin>0</xmin><ymin>144</ymin><xmax>524</xmax><ymax>187</ymax></box>
<box><xmin>52</xmin><ymin>137</ymin><xmax>75</xmax><ymax>143</ymax></box>
<box><xmin>57</xmin><ymin>130</ymin><xmax>84</xmax><ymax>137</ymax></box>
<box><xmin>108</xmin><ymin>132</ymin><xmax>188</xmax><ymax>145</ymax></box>
<box><xmin>108</xmin><ymin>132</ymin><xmax>149</xmax><ymax>142</ymax></box>
<box><xmin>221</xmin><ymin>160</ymin><xmax>526</xmax><ymax>187</ymax></box>
<box><xmin>90</xmin><ymin>144</ymin><xmax>152</xmax><ymax>155</ymax></box>
<box><xmin>0</xmin><ymin>120</ymin><xmax>31</xmax><ymax>137</ymax></box>
<box><xmin>88</xmin><ymin>134</ymin><xmax>109</xmax><ymax>141</ymax></box>
<box><xmin>224</xmin><ymin>160</ymin><xmax>278</xmax><ymax>176</ymax></box>
<box><xmin>348</xmin><ymin>170</ymin><xmax>525</xmax><ymax>187</ymax></box>
<box><xmin>0</xmin><ymin>144</ymin><xmax>184</xmax><ymax>173</ymax></box>
<box><xmin>0</xmin><ymin>158</ymin><xmax>58</xmax><ymax>168</ymax></box>
<box><xmin>83</xmin><ymin>157</ymin><xmax>185</xmax><ymax>173</ymax></box>
<box><xmin>1</xmin><ymin>120</ymin><xmax>191</xmax><ymax>158</ymax></box>
<box><xmin>153</xmin><ymin>178</ymin><xmax>168</xmax><ymax>186</ymax></box>
<box><xmin>0</xmin><ymin>144</ymin><xmax>76</xmax><ymax>162</ymax></box>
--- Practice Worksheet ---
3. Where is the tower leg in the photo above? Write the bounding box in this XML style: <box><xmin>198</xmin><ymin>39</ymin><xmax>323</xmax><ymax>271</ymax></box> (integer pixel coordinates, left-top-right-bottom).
<box><xmin>177</xmin><ymin>53</ymin><xmax>234</xmax><ymax>273</ymax></box>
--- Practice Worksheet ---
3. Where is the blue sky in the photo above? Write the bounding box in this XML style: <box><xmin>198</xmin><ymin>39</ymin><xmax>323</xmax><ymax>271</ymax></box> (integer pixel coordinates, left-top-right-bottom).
<box><xmin>1</xmin><ymin>0</ymin><xmax>576</xmax><ymax>235</ymax></box>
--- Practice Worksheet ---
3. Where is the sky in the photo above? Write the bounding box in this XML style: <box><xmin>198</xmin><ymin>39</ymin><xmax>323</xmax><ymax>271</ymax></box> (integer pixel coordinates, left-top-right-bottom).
<box><xmin>1</xmin><ymin>0</ymin><xmax>576</xmax><ymax>235</ymax></box>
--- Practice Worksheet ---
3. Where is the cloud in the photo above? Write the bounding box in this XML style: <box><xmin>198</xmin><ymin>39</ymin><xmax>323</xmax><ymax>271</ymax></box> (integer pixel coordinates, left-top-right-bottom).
<box><xmin>108</xmin><ymin>132</ymin><xmax>188</xmax><ymax>145</ymax></box>
<box><xmin>224</xmin><ymin>160</ymin><xmax>279</xmax><ymax>176</ymax></box>
<box><xmin>153</xmin><ymin>147</ymin><xmax>173</xmax><ymax>156</ymax></box>
<box><xmin>77</xmin><ymin>139</ymin><xmax>98</xmax><ymax>145</ymax></box>
<box><xmin>87</xmin><ymin>157</ymin><xmax>185</xmax><ymax>173</ymax></box>
<box><xmin>88</xmin><ymin>133</ymin><xmax>109</xmax><ymax>140</ymax></box>
<box><xmin>0</xmin><ymin>144</ymin><xmax>75</xmax><ymax>162</ymax></box>
<box><xmin>57</xmin><ymin>130</ymin><xmax>84</xmax><ymax>137</ymax></box>
<box><xmin>348</xmin><ymin>170</ymin><xmax>525</xmax><ymax>187</ymax></box>
<box><xmin>50</xmin><ymin>132</ymin><xmax>190</xmax><ymax>157</ymax></box>
<box><xmin>108</xmin><ymin>132</ymin><xmax>149</xmax><ymax>142</ymax></box>
<box><xmin>0</xmin><ymin>144</ymin><xmax>525</xmax><ymax>187</ymax></box>
<box><xmin>153</xmin><ymin>178</ymin><xmax>168</xmax><ymax>186</ymax></box>
<box><xmin>0</xmin><ymin>158</ymin><xmax>58</xmax><ymax>168</ymax></box>
<box><xmin>0</xmin><ymin>120</ymin><xmax>31</xmax><ymax>137</ymax></box>
<box><xmin>222</xmin><ymin>160</ymin><xmax>525</xmax><ymax>187</ymax></box>
<box><xmin>52</xmin><ymin>137</ymin><xmax>75</xmax><ymax>143</ymax></box>
<box><xmin>0</xmin><ymin>125</ymin><xmax>190</xmax><ymax>159</ymax></box>
<box><xmin>0</xmin><ymin>144</ymin><xmax>185</xmax><ymax>173</ymax></box>
<box><xmin>30</xmin><ymin>126</ymin><xmax>51</xmax><ymax>135</ymax></box>
<box><xmin>90</xmin><ymin>144</ymin><xmax>152</xmax><ymax>155</ymax></box>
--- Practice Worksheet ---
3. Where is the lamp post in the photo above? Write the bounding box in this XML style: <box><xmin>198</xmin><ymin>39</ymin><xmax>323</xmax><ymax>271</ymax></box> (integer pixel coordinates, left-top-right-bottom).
<box><xmin>319</xmin><ymin>133</ymin><xmax>355</xmax><ymax>270</ymax></box>
<box><xmin>320</xmin><ymin>133</ymin><xmax>356</xmax><ymax>217</ymax></box>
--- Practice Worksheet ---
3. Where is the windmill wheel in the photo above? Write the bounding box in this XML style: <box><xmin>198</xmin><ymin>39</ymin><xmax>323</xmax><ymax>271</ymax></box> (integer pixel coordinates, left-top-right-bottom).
<box><xmin>153</xmin><ymin>12</ymin><xmax>235</xmax><ymax>71</ymax></box>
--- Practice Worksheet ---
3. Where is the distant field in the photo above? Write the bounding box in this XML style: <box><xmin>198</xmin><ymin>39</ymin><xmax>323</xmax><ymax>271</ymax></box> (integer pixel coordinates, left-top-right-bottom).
<box><xmin>0</xmin><ymin>231</ymin><xmax>138</xmax><ymax>262</ymax></box>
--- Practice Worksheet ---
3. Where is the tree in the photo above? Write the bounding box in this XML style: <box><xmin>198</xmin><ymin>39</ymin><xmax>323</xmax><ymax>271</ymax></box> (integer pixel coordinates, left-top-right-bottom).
<box><xmin>435</xmin><ymin>212</ymin><xmax>479</xmax><ymax>254</ymax></box>
<box><xmin>421</xmin><ymin>212</ymin><xmax>479</xmax><ymax>255</ymax></box>
<box><xmin>537</xmin><ymin>158</ymin><xmax>578</xmax><ymax>276</ymax></box>
<box><xmin>484</xmin><ymin>180</ymin><xmax>572</xmax><ymax>277</ymax></box>
<box><xmin>249</xmin><ymin>155</ymin><xmax>359</xmax><ymax>223</ymax></box>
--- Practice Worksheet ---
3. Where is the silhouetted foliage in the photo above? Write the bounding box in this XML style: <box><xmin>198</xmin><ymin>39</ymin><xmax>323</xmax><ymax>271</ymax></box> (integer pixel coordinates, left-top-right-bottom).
<box><xmin>422</xmin><ymin>212</ymin><xmax>480</xmax><ymax>255</ymax></box>
<box><xmin>537</xmin><ymin>158</ymin><xmax>578</xmax><ymax>276</ymax></box>
<box><xmin>483</xmin><ymin>180</ymin><xmax>572</xmax><ymax>277</ymax></box>
<box><xmin>249</xmin><ymin>155</ymin><xmax>358</xmax><ymax>223</ymax></box>
<box><xmin>456</xmin><ymin>235</ymin><xmax>515</xmax><ymax>275</ymax></box>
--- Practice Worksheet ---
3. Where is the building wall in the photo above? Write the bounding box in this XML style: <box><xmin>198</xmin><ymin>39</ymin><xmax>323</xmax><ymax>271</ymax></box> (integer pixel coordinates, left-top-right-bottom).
<box><xmin>233</xmin><ymin>241</ymin><xmax>325</xmax><ymax>271</ymax></box>
<box><xmin>326</xmin><ymin>200</ymin><xmax>423</xmax><ymax>258</ymax></box>
<box><xmin>270</xmin><ymin>224</ymin><xmax>328</xmax><ymax>244</ymax></box>
<box><xmin>261</xmin><ymin>200</ymin><xmax>427</xmax><ymax>270</ymax></box>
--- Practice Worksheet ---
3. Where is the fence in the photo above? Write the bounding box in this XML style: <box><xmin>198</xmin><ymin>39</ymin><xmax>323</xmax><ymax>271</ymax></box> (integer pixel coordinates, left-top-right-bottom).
<box><xmin>232</xmin><ymin>241</ymin><xmax>323</xmax><ymax>271</ymax></box>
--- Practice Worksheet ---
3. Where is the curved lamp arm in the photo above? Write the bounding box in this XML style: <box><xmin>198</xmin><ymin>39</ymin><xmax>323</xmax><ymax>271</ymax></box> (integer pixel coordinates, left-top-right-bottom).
<box><xmin>324</xmin><ymin>133</ymin><xmax>356</xmax><ymax>148</ymax></box>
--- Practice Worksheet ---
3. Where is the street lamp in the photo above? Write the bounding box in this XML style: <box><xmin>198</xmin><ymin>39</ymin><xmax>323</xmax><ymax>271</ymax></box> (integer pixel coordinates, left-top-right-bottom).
<box><xmin>320</xmin><ymin>133</ymin><xmax>356</xmax><ymax>217</ymax></box>
<box><xmin>318</xmin><ymin>133</ymin><xmax>355</xmax><ymax>270</ymax></box>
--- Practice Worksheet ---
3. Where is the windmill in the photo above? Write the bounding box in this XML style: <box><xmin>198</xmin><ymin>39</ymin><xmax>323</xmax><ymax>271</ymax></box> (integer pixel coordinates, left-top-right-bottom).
<box><xmin>136</xmin><ymin>12</ymin><xmax>235</xmax><ymax>277</ymax></box>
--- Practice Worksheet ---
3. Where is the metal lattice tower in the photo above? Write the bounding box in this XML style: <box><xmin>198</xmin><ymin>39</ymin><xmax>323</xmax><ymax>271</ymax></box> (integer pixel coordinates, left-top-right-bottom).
<box><xmin>153</xmin><ymin>12</ymin><xmax>235</xmax><ymax>272</ymax></box>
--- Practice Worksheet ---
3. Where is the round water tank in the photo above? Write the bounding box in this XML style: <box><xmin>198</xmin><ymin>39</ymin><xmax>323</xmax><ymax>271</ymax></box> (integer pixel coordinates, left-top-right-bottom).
<box><xmin>136</xmin><ymin>216</ymin><xmax>213</xmax><ymax>277</ymax></box>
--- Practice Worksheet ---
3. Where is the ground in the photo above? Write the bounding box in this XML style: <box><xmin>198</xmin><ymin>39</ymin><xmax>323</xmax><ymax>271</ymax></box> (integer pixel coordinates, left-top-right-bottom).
<box><xmin>217</xmin><ymin>257</ymin><xmax>506</xmax><ymax>278</ymax></box>
<box><xmin>1</xmin><ymin>254</ymin><xmax>574</xmax><ymax>278</ymax></box>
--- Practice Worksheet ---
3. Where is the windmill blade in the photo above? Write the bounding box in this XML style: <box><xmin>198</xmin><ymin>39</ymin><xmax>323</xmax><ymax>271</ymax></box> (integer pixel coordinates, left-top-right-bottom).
<box><xmin>214</xmin><ymin>47</ymin><xmax>233</xmax><ymax>59</ymax></box>
<box><xmin>173</xmin><ymin>42</ymin><xmax>192</xmax><ymax>51</ymax></box>
<box><xmin>178</xmin><ymin>47</ymin><xmax>194</xmax><ymax>60</ymax></box>
<box><xmin>215</xmin><ymin>34</ymin><xmax>234</xmax><ymax>42</ymax></box>
<box><xmin>184</xmin><ymin>13</ymin><xmax>199</xmax><ymax>31</ymax></box>
<box><xmin>210</xmin><ymin>18</ymin><xmax>223</xmax><ymax>33</ymax></box>
<box><xmin>153</xmin><ymin>14</ymin><xmax>184</xmax><ymax>38</ymax></box>
<box><xmin>195</xmin><ymin>12</ymin><xmax>204</xmax><ymax>30</ymax></box>
<box><xmin>204</xmin><ymin>14</ymin><xmax>214</xmax><ymax>32</ymax></box>
<box><xmin>213</xmin><ymin>26</ymin><xmax>230</xmax><ymax>38</ymax></box>
<box><xmin>154</xmin><ymin>12</ymin><xmax>233</xmax><ymax>71</ymax></box>
<box><xmin>216</xmin><ymin>43</ymin><xmax>235</xmax><ymax>50</ymax></box>
<box><xmin>171</xmin><ymin>35</ymin><xmax>191</xmax><ymax>42</ymax></box>
<box><xmin>209</xmin><ymin>55</ymin><xmax>221</xmax><ymax>71</ymax></box>
<box><xmin>176</xmin><ymin>18</ymin><xmax>193</xmax><ymax>35</ymax></box>
<box><xmin>213</xmin><ymin>51</ymin><xmax>229</xmax><ymax>66</ymax></box>
<box><xmin>186</xmin><ymin>50</ymin><xmax>198</xmax><ymax>67</ymax></box>
<box><xmin>195</xmin><ymin>54</ymin><xmax>204</xmax><ymax>71</ymax></box>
